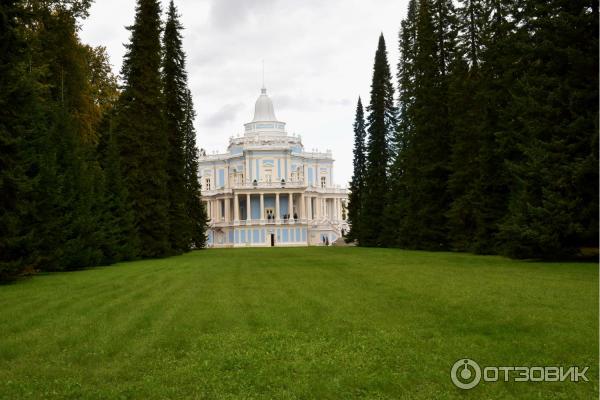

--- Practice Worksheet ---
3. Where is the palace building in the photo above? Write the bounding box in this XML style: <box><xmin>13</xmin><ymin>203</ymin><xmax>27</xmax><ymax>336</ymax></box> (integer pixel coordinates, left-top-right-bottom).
<box><xmin>198</xmin><ymin>86</ymin><xmax>348</xmax><ymax>247</ymax></box>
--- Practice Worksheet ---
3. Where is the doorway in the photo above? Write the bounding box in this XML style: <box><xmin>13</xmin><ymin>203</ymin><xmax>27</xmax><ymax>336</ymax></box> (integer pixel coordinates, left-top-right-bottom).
<box><xmin>270</xmin><ymin>234</ymin><xmax>275</xmax><ymax>247</ymax></box>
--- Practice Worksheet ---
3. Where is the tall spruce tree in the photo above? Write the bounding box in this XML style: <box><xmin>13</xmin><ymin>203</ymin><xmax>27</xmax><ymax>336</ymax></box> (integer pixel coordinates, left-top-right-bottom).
<box><xmin>360</xmin><ymin>34</ymin><xmax>397</xmax><ymax>247</ymax></box>
<box><xmin>0</xmin><ymin>0</ymin><xmax>40</xmax><ymax>279</ymax></box>
<box><xmin>382</xmin><ymin>0</ymin><xmax>418</xmax><ymax>247</ymax></box>
<box><xmin>466</xmin><ymin>0</ymin><xmax>516</xmax><ymax>253</ymax></box>
<box><xmin>396</xmin><ymin>0</ymin><xmax>451</xmax><ymax>250</ymax></box>
<box><xmin>162</xmin><ymin>0</ymin><xmax>188</xmax><ymax>253</ymax></box>
<box><xmin>99</xmin><ymin>121</ymin><xmax>140</xmax><ymax>264</ymax></box>
<box><xmin>498</xmin><ymin>0</ymin><xmax>599</xmax><ymax>258</ymax></box>
<box><xmin>396</xmin><ymin>0</ymin><xmax>418</xmax><ymax>148</ymax></box>
<box><xmin>182</xmin><ymin>89</ymin><xmax>207</xmax><ymax>249</ymax></box>
<box><xmin>446</xmin><ymin>59</ymin><xmax>483</xmax><ymax>251</ymax></box>
<box><xmin>431</xmin><ymin>0</ymin><xmax>459</xmax><ymax>80</ymax></box>
<box><xmin>445</xmin><ymin>0</ymin><xmax>515</xmax><ymax>254</ymax></box>
<box><xmin>346</xmin><ymin>97</ymin><xmax>367</xmax><ymax>243</ymax></box>
<box><xmin>445</xmin><ymin>0</ymin><xmax>486</xmax><ymax>252</ymax></box>
<box><xmin>26</xmin><ymin>3</ymin><xmax>107</xmax><ymax>271</ymax></box>
<box><xmin>116</xmin><ymin>0</ymin><xmax>170</xmax><ymax>258</ymax></box>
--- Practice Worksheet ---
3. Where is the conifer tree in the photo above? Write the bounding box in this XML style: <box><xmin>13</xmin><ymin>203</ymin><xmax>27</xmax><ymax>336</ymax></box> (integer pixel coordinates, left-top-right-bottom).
<box><xmin>0</xmin><ymin>0</ymin><xmax>40</xmax><ymax>279</ymax></box>
<box><xmin>445</xmin><ymin>0</ymin><xmax>486</xmax><ymax>251</ymax></box>
<box><xmin>464</xmin><ymin>0</ymin><xmax>516</xmax><ymax>253</ymax></box>
<box><xmin>346</xmin><ymin>97</ymin><xmax>367</xmax><ymax>243</ymax></box>
<box><xmin>115</xmin><ymin>0</ymin><xmax>170</xmax><ymax>258</ymax></box>
<box><xmin>99</xmin><ymin>121</ymin><xmax>140</xmax><ymax>264</ymax></box>
<box><xmin>396</xmin><ymin>0</ymin><xmax>450</xmax><ymax>250</ymax></box>
<box><xmin>431</xmin><ymin>0</ymin><xmax>459</xmax><ymax>80</ymax></box>
<box><xmin>446</xmin><ymin>59</ymin><xmax>483</xmax><ymax>251</ymax></box>
<box><xmin>498</xmin><ymin>0</ymin><xmax>599</xmax><ymax>258</ymax></box>
<box><xmin>182</xmin><ymin>90</ymin><xmax>207</xmax><ymax>249</ymax></box>
<box><xmin>26</xmin><ymin>3</ymin><xmax>105</xmax><ymax>271</ymax></box>
<box><xmin>162</xmin><ymin>0</ymin><xmax>188</xmax><ymax>253</ymax></box>
<box><xmin>360</xmin><ymin>34</ymin><xmax>397</xmax><ymax>247</ymax></box>
<box><xmin>381</xmin><ymin>0</ymin><xmax>417</xmax><ymax>247</ymax></box>
<box><xmin>396</xmin><ymin>0</ymin><xmax>418</xmax><ymax>148</ymax></box>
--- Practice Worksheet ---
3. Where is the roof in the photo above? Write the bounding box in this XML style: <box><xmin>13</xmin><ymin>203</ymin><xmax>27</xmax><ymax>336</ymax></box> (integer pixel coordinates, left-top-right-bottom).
<box><xmin>252</xmin><ymin>87</ymin><xmax>277</xmax><ymax>122</ymax></box>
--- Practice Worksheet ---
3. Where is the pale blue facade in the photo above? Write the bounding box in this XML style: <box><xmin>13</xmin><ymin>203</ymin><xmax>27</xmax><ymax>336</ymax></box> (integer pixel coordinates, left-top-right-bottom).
<box><xmin>198</xmin><ymin>87</ymin><xmax>348</xmax><ymax>247</ymax></box>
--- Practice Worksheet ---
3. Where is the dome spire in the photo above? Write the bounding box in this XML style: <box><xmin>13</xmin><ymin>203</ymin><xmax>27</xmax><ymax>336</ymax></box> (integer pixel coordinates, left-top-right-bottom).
<box><xmin>252</xmin><ymin>86</ymin><xmax>276</xmax><ymax>121</ymax></box>
<box><xmin>261</xmin><ymin>59</ymin><xmax>265</xmax><ymax>91</ymax></box>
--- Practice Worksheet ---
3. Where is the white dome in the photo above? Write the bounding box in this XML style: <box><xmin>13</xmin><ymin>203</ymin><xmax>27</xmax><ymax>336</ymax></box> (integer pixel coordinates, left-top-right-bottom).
<box><xmin>252</xmin><ymin>88</ymin><xmax>277</xmax><ymax>122</ymax></box>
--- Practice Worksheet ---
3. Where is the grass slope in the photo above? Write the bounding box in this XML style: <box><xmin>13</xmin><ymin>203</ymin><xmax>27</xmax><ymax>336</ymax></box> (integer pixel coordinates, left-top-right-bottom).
<box><xmin>0</xmin><ymin>248</ymin><xmax>597</xmax><ymax>399</ymax></box>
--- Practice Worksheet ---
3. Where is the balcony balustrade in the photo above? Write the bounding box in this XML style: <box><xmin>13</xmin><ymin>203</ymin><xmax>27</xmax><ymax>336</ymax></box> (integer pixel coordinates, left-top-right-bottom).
<box><xmin>221</xmin><ymin>218</ymin><xmax>308</xmax><ymax>226</ymax></box>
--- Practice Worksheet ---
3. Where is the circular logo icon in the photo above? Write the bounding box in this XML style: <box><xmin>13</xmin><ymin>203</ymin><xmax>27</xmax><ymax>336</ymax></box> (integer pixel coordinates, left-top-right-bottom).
<box><xmin>451</xmin><ymin>358</ymin><xmax>481</xmax><ymax>389</ymax></box>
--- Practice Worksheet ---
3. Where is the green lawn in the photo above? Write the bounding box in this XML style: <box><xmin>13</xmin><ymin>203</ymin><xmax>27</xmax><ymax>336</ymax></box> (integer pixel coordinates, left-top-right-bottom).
<box><xmin>0</xmin><ymin>248</ymin><xmax>597</xmax><ymax>399</ymax></box>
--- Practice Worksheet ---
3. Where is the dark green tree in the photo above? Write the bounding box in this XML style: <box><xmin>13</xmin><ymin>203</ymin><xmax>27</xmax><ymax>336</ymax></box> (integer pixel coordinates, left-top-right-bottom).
<box><xmin>182</xmin><ymin>90</ymin><xmax>207</xmax><ymax>249</ymax></box>
<box><xmin>381</xmin><ymin>0</ymin><xmax>417</xmax><ymax>247</ymax></box>
<box><xmin>467</xmin><ymin>0</ymin><xmax>517</xmax><ymax>253</ymax></box>
<box><xmin>162</xmin><ymin>0</ymin><xmax>188</xmax><ymax>253</ymax></box>
<box><xmin>115</xmin><ymin>0</ymin><xmax>170</xmax><ymax>257</ymax></box>
<box><xmin>498</xmin><ymin>0</ymin><xmax>598</xmax><ymax>258</ymax></box>
<box><xmin>22</xmin><ymin>2</ymin><xmax>107</xmax><ymax>272</ymax></box>
<box><xmin>396</xmin><ymin>0</ymin><xmax>451</xmax><ymax>250</ymax></box>
<box><xmin>0</xmin><ymin>0</ymin><xmax>41</xmax><ymax>280</ymax></box>
<box><xmin>446</xmin><ymin>60</ymin><xmax>483</xmax><ymax>251</ymax></box>
<box><xmin>431</xmin><ymin>0</ymin><xmax>459</xmax><ymax>79</ymax></box>
<box><xmin>346</xmin><ymin>97</ymin><xmax>367</xmax><ymax>243</ymax></box>
<box><xmin>98</xmin><ymin>118</ymin><xmax>140</xmax><ymax>264</ymax></box>
<box><xmin>360</xmin><ymin>34</ymin><xmax>397</xmax><ymax>247</ymax></box>
<box><xmin>445</xmin><ymin>0</ymin><xmax>515</xmax><ymax>254</ymax></box>
<box><xmin>445</xmin><ymin>0</ymin><xmax>485</xmax><ymax>251</ymax></box>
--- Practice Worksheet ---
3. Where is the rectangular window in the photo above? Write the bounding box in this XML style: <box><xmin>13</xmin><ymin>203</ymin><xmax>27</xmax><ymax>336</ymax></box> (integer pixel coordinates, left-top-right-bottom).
<box><xmin>321</xmin><ymin>176</ymin><xmax>326</xmax><ymax>188</ymax></box>
<box><xmin>218</xmin><ymin>169</ymin><xmax>225</xmax><ymax>188</ymax></box>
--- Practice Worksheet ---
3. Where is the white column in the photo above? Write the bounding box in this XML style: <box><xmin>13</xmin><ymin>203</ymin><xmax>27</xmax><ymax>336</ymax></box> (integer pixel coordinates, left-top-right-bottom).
<box><xmin>330</xmin><ymin>198</ymin><xmax>334</xmax><ymax>220</ymax></box>
<box><xmin>289</xmin><ymin>193</ymin><xmax>294</xmax><ymax>219</ymax></box>
<box><xmin>318</xmin><ymin>198</ymin><xmax>323</xmax><ymax>219</ymax></box>
<box><xmin>245</xmin><ymin>157</ymin><xmax>250</xmax><ymax>184</ymax></box>
<box><xmin>234</xmin><ymin>194</ymin><xmax>239</xmax><ymax>222</ymax></box>
<box><xmin>246</xmin><ymin>193</ymin><xmax>251</xmax><ymax>221</ymax></box>
<box><xmin>275</xmin><ymin>193</ymin><xmax>280</xmax><ymax>220</ymax></box>
<box><xmin>260</xmin><ymin>193</ymin><xmax>264</xmax><ymax>221</ymax></box>
<box><xmin>300</xmin><ymin>193</ymin><xmax>305</xmax><ymax>219</ymax></box>
<box><xmin>225</xmin><ymin>198</ymin><xmax>231</xmax><ymax>221</ymax></box>
<box><xmin>308</xmin><ymin>196</ymin><xmax>313</xmax><ymax>220</ymax></box>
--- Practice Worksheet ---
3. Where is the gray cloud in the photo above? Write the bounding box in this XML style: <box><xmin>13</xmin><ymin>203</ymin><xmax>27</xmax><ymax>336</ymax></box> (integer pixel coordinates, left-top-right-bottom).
<box><xmin>201</xmin><ymin>102</ymin><xmax>245</xmax><ymax>127</ymax></box>
<box><xmin>208</xmin><ymin>0</ymin><xmax>278</xmax><ymax>30</ymax></box>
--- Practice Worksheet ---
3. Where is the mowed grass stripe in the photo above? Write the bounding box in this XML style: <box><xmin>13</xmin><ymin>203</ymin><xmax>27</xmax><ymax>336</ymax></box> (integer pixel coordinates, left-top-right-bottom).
<box><xmin>0</xmin><ymin>247</ymin><xmax>597</xmax><ymax>399</ymax></box>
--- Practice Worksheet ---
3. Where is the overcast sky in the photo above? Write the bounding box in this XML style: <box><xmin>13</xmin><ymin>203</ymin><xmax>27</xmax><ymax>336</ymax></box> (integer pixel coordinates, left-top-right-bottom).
<box><xmin>80</xmin><ymin>0</ymin><xmax>409</xmax><ymax>185</ymax></box>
